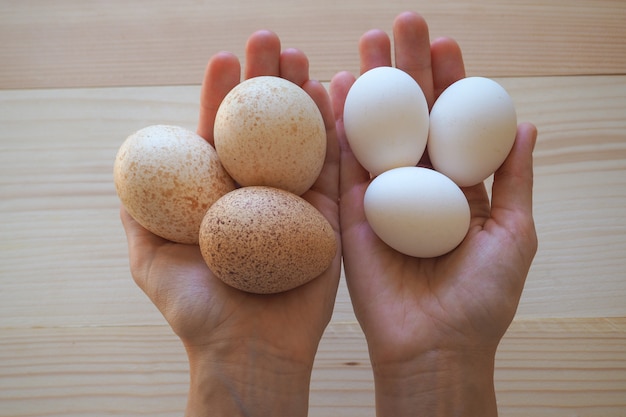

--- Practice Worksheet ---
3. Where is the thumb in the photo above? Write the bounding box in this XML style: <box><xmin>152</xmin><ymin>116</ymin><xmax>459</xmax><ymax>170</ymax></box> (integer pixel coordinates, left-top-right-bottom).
<box><xmin>329</xmin><ymin>71</ymin><xmax>370</xmax><ymax>205</ymax></box>
<box><xmin>490</xmin><ymin>122</ymin><xmax>538</xmax><ymax>252</ymax></box>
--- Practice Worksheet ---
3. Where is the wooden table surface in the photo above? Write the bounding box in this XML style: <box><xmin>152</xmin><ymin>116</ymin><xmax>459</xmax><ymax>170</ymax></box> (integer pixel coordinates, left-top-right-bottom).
<box><xmin>1</xmin><ymin>1</ymin><xmax>625</xmax><ymax>415</ymax></box>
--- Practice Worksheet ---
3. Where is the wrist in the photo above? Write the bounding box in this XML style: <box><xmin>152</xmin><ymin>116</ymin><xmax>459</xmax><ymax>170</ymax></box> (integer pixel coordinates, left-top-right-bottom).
<box><xmin>184</xmin><ymin>340</ymin><xmax>313</xmax><ymax>417</ymax></box>
<box><xmin>371</xmin><ymin>347</ymin><xmax>498</xmax><ymax>417</ymax></box>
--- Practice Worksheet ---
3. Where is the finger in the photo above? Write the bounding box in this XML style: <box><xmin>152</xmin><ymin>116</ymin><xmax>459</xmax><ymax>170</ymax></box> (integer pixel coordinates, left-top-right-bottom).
<box><xmin>463</xmin><ymin>182</ymin><xmax>491</xmax><ymax>229</ymax></box>
<box><xmin>244</xmin><ymin>30</ymin><xmax>281</xmax><ymax>78</ymax></box>
<box><xmin>197</xmin><ymin>52</ymin><xmax>241</xmax><ymax>144</ymax></box>
<box><xmin>329</xmin><ymin>71</ymin><xmax>370</xmax><ymax>200</ymax></box>
<box><xmin>392</xmin><ymin>11</ymin><xmax>435</xmax><ymax>108</ymax></box>
<box><xmin>490</xmin><ymin>123</ymin><xmax>538</xmax><ymax>233</ymax></box>
<box><xmin>359</xmin><ymin>29</ymin><xmax>392</xmax><ymax>74</ymax></box>
<box><xmin>302</xmin><ymin>80</ymin><xmax>334</xmax><ymax>139</ymax></box>
<box><xmin>420</xmin><ymin>37</ymin><xmax>465</xmax><ymax>167</ymax></box>
<box><xmin>119</xmin><ymin>206</ymin><xmax>162</xmax><ymax>291</ymax></box>
<box><xmin>279</xmin><ymin>47</ymin><xmax>309</xmax><ymax>87</ymax></box>
<box><xmin>119</xmin><ymin>206</ymin><xmax>165</xmax><ymax>251</ymax></box>
<box><xmin>302</xmin><ymin>79</ymin><xmax>340</xmax><ymax>219</ymax></box>
<box><xmin>294</xmin><ymin>79</ymin><xmax>343</xmax><ymax>313</ymax></box>
<box><xmin>431</xmin><ymin>36</ymin><xmax>466</xmax><ymax>100</ymax></box>
<box><xmin>330</xmin><ymin>72</ymin><xmax>370</xmax><ymax>234</ymax></box>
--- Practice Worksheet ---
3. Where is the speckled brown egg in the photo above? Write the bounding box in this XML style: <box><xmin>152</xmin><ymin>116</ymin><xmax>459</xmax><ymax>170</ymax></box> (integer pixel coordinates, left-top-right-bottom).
<box><xmin>114</xmin><ymin>125</ymin><xmax>236</xmax><ymax>244</ymax></box>
<box><xmin>214</xmin><ymin>76</ymin><xmax>326</xmax><ymax>196</ymax></box>
<box><xmin>199</xmin><ymin>186</ymin><xmax>337</xmax><ymax>294</ymax></box>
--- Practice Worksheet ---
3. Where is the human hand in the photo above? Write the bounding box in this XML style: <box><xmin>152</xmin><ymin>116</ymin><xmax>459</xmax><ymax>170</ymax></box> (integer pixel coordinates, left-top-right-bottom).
<box><xmin>330</xmin><ymin>11</ymin><xmax>538</xmax><ymax>416</ymax></box>
<box><xmin>121</xmin><ymin>30</ymin><xmax>340</xmax><ymax>417</ymax></box>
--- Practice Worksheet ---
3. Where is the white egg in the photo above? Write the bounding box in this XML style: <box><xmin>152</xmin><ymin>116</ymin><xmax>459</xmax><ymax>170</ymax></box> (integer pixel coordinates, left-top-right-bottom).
<box><xmin>364</xmin><ymin>167</ymin><xmax>470</xmax><ymax>258</ymax></box>
<box><xmin>428</xmin><ymin>77</ymin><xmax>517</xmax><ymax>187</ymax></box>
<box><xmin>343</xmin><ymin>66</ymin><xmax>429</xmax><ymax>176</ymax></box>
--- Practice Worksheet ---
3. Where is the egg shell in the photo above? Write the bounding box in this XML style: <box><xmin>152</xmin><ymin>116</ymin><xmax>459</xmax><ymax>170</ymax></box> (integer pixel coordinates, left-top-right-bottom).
<box><xmin>114</xmin><ymin>125</ymin><xmax>236</xmax><ymax>244</ymax></box>
<box><xmin>214</xmin><ymin>76</ymin><xmax>326</xmax><ymax>196</ymax></box>
<box><xmin>199</xmin><ymin>186</ymin><xmax>337</xmax><ymax>294</ymax></box>
<box><xmin>364</xmin><ymin>167</ymin><xmax>470</xmax><ymax>258</ymax></box>
<box><xmin>428</xmin><ymin>77</ymin><xmax>517</xmax><ymax>187</ymax></box>
<box><xmin>343</xmin><ymin>66</ymin><xmax>429</xmax><ymax>176</ymax></box>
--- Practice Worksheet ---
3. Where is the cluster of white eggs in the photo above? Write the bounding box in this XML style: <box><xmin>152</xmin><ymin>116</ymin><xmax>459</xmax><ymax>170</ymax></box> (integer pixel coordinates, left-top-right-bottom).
<box><xmin>344</xmin><ymin>66</ymin><xmax>517</xmax><ymax>258</ymax></box>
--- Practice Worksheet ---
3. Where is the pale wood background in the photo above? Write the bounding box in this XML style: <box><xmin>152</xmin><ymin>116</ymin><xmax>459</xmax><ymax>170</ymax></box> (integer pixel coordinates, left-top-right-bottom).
<box><xmin>1</xmin><ymin>0</ymin><xmax>625</xmax><ymax>415</ymax></box>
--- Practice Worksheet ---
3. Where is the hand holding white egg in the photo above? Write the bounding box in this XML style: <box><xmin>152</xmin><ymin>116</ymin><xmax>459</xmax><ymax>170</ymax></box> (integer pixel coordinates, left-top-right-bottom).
<box><xmin>343</xmin><ymin>68</ymin><xmax>517</xmax><ymax>258</ymax></box>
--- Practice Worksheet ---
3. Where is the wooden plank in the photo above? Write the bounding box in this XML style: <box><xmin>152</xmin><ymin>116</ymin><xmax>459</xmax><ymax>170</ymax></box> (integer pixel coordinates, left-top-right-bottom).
<box><xmin>495</xmin><ymin>318</ymin><xmax>626</xmax><ymax>417</ymax></box>
<box><xmin>1</xmin><ymin>0</ymin><xmax>625</xmax><ymax>89</ymax></box>
<box><xmin>505</xmin><ymin>75</ymin><xmax>626</xmax><ymax>318</ymax></box>
<box><xmin>0</xmin><ymin>319</ymin><xmax>624</xmax><ymax>416</ymax></box>
<box><xmin>0</xmin><ymin>326</ymin><xmax>189</xmax><ymax>417</ymax></box>
<box><xmin>0</xmin><ymin>86</ymin><xmax>200</xmax><ymax>328</ymax></box>
<box><xmin>2</xmin><ymin>2</ymin><xmax>624</xmax><ymax>415</ymax></box>
<box><xmin>1</xmin><ymin>75</ymin><xmax>625</xmax><ymax>329</ymax></box>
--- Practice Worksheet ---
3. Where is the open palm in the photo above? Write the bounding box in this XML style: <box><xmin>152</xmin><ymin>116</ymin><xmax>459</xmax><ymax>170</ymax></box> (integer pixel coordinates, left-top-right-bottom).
<box><xmin>121</xmin><ymin>30</ymin><xmax>341</xmax><ymax>365</ymax></box>
<box><xmin>330</xmin><ymin>12</ymin><xmax>538</xmax><ymax>367</ymax></box>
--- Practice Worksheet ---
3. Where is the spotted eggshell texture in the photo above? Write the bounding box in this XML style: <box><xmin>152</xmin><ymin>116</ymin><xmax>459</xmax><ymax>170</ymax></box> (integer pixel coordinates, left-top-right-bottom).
<box><xmin>428</xmin><ymin>77</ymin><xmax>517</xmax><ymax>187</ymax></box>
<box><xmin>214</xmin><ymin>76</ymin><xmax>326</xmax><ymax>196</ymax></box>
<box><xmin>114</xmin><ymin>125</ymin><xmax>236</xmax><ymax>244</ymax></box>
<box><xmin>364</xmin><ymin>167</ymin><xmax>470</xmax><ymax>258</ymax></box>
<box><xmin>199</xmin><ymin>186</ymin><xmax>337</xmax><ymax>294</ymax></box>
<box><xmin>343</xmin><ymin>66</ymin><xmax>429</xmax><ymax>176</ymax></box>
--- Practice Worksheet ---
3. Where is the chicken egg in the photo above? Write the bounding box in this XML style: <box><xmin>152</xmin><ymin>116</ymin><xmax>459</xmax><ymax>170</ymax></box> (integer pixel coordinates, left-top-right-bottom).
<box><xmin>343</xmin><ymin>66</ymin><xmax>429</xmax><ymax>176</ymax></box>
<box><xmin>428</xmin><ymin>77</ymin><xmax>517</xmax><ymax>187</ymax></box>
<box><xmin>364</xmin><ymin>167</ymin><xmax>470</xmax><ymax>258</ymax></box>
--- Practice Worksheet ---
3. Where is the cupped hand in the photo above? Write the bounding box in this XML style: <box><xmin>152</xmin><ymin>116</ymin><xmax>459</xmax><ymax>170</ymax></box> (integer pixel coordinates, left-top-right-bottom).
<box><xmin>330</xmin><ymin>12</ymin><xmax>538</xmax><ymax>369</ymax></box>
<box><xmin>121</xmin><ymin>30</ymin><xmax>341</xmax><ymax>366</ymax></box>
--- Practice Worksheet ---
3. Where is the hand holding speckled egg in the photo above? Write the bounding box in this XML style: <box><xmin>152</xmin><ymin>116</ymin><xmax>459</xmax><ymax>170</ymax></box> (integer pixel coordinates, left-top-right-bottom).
<box><xmin>115</xmin><ymin>39</ymin><xmax>338</xmax><ymax>295</ymax></box>
<box><xmin>198</xmin><ymin>74</ymin><xmax>337</xmax><ymax>294</ymax></box>
<box><xmin>119</xmin><ymin>31</ymin><xmax>343</xmax><ymax>416</ymax></box>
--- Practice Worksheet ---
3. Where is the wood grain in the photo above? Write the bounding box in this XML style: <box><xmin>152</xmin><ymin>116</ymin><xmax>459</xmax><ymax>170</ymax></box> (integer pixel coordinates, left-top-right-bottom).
<box><xmin>506</xmin><ymin>75</ymin><xmax>626</xmax><ymax>318</ymax></box>
<box><xmin>1</xmin><ymin>0</ymin><xmax>625</xmax><ymax>414</ymax></box>
<box><xmin>2</xmin><ymin>76</ymin><xmax>625</xmax><ymax>329</ymax></box>
<box><xmin>494</xmin><ymin>318</ymin><xmax>626</xmax><ymax>417</ymax></box>
<box><xmin>1</xmin><ymin>0</ymin><xmax>625</xmax><ymax>89</ymax></box>
<box><xmin>0</xmin><ymin>319</ymin><xmax>624</xmax><ymax>417</ymax></box>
